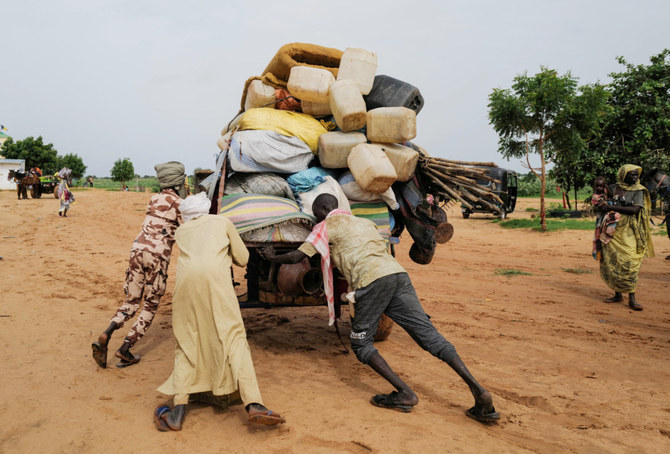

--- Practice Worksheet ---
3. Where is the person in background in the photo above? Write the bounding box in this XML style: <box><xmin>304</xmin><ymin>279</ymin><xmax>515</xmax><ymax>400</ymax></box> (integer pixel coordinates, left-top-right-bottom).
<box><xmin>57</xmin><ymin>168</ymin><xmax>74</xmax><ymax>217</ymax></box>
<box><xmin>91</xmin><ymin>162</ymin><xmax>187</xmax><ymax>368</ymax></box>
<box><xmin>262</xmin><ymin>193</ymin><xmax>499</xmax><ymax>423</ymax></box>
<box><xmin>154</xmin><ymin>193</ymin><xmax>285</xmax><ymax>431</ymax></box>
<box><xmin>598</xmin><ymin>165</ymin><xmax>655</xmax><ymax>311</ymax></box>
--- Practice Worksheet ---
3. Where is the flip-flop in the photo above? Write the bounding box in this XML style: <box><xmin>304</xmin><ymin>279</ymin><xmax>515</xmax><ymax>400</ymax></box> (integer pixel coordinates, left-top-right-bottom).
<box><xmin>115</xmin><ymin>353</ymin><xmax>141</xmax><ymax>368</ymax></box>
<box><xmin>370</xmin><ymin>392</ymin><xmax>415</xmax><ymax>413</ymax></box>
<box><xmin>247</xmin><ymin>410</ymin><xmax>286</xmax><ymax>426</ymax></box>
<box><xmin>465</xmin><ymin>405</ymin><xmax>500</xmax><ymax>423</ymax></box>
<box><xmin>154</xmin><ymin>406</ymin><xmax>171</xmax><ymax>432</ymax></box>
<box><xmin>91</xmin><ymin>342</ymin><xmax>107</xmax><ymax>369</ymax></box>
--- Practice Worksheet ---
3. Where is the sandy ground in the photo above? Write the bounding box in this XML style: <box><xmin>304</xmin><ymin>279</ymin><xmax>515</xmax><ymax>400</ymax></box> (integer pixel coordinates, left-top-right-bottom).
<box><xmin>1</xmin><ymin>189</ymin><xmax>669</xmax><ymax>454</ymax></box>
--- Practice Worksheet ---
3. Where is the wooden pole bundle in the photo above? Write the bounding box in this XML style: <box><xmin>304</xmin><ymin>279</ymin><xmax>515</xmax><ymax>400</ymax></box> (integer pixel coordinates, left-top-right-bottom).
<box><xmin>417</xmin><ymin>154</ymin><xmax>503</xmax><ymax>214</ymax></box>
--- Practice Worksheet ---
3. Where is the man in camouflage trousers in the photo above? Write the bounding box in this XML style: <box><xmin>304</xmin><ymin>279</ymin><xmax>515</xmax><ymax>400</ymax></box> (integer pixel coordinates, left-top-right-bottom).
<box><xmin>92</xmin><ymin>162</ymin><xmax>187</xmax><ymax>368</ymax></box>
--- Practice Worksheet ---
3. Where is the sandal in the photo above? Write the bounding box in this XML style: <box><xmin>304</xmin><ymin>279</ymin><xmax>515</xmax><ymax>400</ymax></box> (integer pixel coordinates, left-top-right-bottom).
<box><xmin>91</xmin><ymin>341</ymin><xmax>107</xmax><ymax>369</ymax></box>
<box><xmin>370</xmin><ymin>391</ymin><xmax>415</xmax><ymax>413</ymax></box>
<box><xmin>465</xmin><ymin>405</ymin><xmax>500</xmax><ymax>423</ymax></box>
<box><xmin>247</xmin><ymin>409</ymin><xmax>286</xmax><ymax>426</ymax></box>
<box><xmin>115</xmin><ymin>350</ymin><xmax>141</xmax><ymax>368</ymax></box>
<box><xmin>154</xmin><ymin>406</ymin><xmax>171</xmax><ymax>432</ymax></box>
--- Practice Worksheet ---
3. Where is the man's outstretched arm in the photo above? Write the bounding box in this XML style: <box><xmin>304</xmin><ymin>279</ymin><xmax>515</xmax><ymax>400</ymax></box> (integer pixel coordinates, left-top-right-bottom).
<box><xmin>260</xmin><ymin>246</ymin><xmax>307</xmax><ymax>264</ymax></box>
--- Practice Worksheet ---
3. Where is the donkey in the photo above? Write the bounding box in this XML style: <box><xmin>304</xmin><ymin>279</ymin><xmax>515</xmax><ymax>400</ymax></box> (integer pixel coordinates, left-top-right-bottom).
<box><xmin>7</xmin><ymin>169</ymin><xmax>29</xmax><ymax>199</ymax></box>
<box><xmin>643</xmin><ymin>168</ymin><xmax>670</xmax><ymax>209</ymax></box>
<box><xmin>642</xmin><ymin>168</ymin><xmax>670</xmax><ymax>244</ymax></box>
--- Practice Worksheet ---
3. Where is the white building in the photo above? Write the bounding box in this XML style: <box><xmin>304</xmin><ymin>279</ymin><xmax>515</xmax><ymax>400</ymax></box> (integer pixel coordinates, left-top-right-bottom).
<box><xmin>0</xmin><ymin>158</ymin><xmax>26</xmax><ymax>190</ymax></box>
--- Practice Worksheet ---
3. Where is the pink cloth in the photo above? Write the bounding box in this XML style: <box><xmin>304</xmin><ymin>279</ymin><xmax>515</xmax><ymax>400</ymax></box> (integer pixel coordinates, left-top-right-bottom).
<box><xmin>304</xmin><ymin>208</ymin><xmax>351</xmax><ymax>326</ymax></box>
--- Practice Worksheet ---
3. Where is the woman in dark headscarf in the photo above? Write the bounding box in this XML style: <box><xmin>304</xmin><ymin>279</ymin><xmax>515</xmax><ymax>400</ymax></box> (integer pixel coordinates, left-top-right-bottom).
<box><xmin>597</xmin><ymin>164</ymin><xmax>655</xmax><ymax>310</ymax></box>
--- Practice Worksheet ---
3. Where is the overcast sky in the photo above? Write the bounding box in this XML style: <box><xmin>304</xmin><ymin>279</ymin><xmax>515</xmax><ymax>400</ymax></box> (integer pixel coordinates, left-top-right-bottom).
<box><xmin>1</xmin><ymin>0</ymin><xmax>668</xmax><ymax>177</ymax></box>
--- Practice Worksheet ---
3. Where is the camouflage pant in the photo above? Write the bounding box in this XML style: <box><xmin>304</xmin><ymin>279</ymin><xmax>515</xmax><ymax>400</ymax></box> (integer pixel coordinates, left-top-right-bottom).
<box><xmin>111</xmin><ymin>249</ymin><xmax>169</xmax><ymax>347</ymax></box>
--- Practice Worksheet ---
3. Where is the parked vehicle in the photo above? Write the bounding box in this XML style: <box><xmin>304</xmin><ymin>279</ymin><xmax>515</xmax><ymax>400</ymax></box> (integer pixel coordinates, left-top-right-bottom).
<box><xmin>38</xmin><ymin>175</ymin><xmax>61</xmax><ymax>199</ymax></box>
<box><xmin>461</xmin><ymin>167</ymin><xmax>518</xmax><ymax>219</ymax></box>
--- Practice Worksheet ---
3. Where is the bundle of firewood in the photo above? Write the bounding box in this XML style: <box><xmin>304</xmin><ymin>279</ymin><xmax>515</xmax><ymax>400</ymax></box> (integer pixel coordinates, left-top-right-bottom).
<box><xmin>416</xmin><ymin>154</ymin><xmax>504</xmax><ymax>214</ymax></box>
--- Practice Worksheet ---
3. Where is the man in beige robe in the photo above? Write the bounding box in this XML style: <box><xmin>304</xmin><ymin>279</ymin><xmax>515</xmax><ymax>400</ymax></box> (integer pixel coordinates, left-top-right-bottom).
<box><xmin>154</xmin><ymin>193</ymin><xmax>285</xmax><ymax>431</ymax></box>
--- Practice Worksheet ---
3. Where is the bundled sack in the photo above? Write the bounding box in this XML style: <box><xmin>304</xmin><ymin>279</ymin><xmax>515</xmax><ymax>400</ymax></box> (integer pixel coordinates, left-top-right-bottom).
<box><xmin>350</xmin><ymin>201</ymin><xmax>391</xmax><ymax>243</ymax></box>
<box><xmin>228</xmin><ymin>130</ymin><xmax>314</xmax><ymax>174</ymax></box>
<box><xmin>262</xmin><ymin>42</ymin><xmax>343</xmax><ymax>82</ymax></box>
<box><xmin>338</xmin><ymin>171</ymin><xmax>399</xmax><ymax>210</ymax></box>
<box><xmin>224</xmin><ymin>172</ymin><xmax>295</xmax><ymax>200</ymax></box>
<box><xmin>297</xmin><ymin>176</ymin><xmax>350</xmax><ymax>217</ymax></box>
<box><xmin>238</xmin><ymin>107</ymin><xmax>328</xmax><ymax>152</ymax></box>
<box><xmin>219</xmin><ymin>193</ymin><xmax>314</xmax><ymax>234</ymax></box>
<box><xmin>286</xmin><ymin>167</ymin><xmax>337</xmax><ymax>196</ymax></box>
<box><xmin>241</xmin><ymin>222</ymin><xmax>313</xmax><ymax>243</ymax></box>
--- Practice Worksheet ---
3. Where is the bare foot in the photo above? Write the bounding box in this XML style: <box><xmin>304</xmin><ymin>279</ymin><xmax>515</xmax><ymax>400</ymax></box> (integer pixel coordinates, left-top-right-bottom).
<box><xmin>466</xmin><ymin>389</ymin><xmax>500</xmax><ymax>422</ymax></box>
<box><xmin>474</xmin><ymin>389</ymin><xmax>494</xmax><ymax>414</ymax></box>
<box><xmin>115</xmin><ymin>348</ymin><xmax>141</xmax><ymax>368</ymax></box>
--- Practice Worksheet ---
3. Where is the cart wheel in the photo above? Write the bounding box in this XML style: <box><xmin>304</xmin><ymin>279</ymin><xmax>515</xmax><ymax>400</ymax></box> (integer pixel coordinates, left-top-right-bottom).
<box><xmin>374</xmin><ymin>314</ymin><xmax>393</xmax><ymax>341</ymax></box>
<box><xmin>54</xmin><ymin>187</ymin><xmax>59</xmax><ymax>198</ymax></box>
<box><xmin>461</xmin><ymin>210</ymin><xmax>470</xmax><ymax>219</ymax></box>
<box><xmin>31</xmin><ymin>185</ymin><xmax>41</xmax><ymax>199</ymax></box>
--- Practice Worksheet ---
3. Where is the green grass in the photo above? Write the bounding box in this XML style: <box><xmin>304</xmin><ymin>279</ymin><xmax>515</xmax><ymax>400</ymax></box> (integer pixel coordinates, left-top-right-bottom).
<box><xmin>495</xmin><ymin>268</ymin><xmax>532</xmax><ymax>277</ymax></box>
<box><xmin>492</xmin><ymin>218</ymin><xmax>594</xmax><ymax>231</ymax></box>
<box><xmin>562</xmin><ymin>267</ymin><xmax>593</xmax><ymax>275</ymax></box>
<box><xmin>525</xmin><ymin>207</ymin><xmax>539</xmax><ymax>212</ymax></box>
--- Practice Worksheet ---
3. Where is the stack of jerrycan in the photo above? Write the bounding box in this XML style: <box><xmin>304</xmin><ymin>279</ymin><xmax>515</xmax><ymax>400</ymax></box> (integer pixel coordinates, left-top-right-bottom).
<box><xmin>217</xmin><ymin>43</ymin><xmax>442</xmax><ymax>264</ymax></box>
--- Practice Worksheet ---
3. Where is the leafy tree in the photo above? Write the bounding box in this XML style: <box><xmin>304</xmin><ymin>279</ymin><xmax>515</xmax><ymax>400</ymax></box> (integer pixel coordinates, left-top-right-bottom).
<box><xmin>549</xmin><ymin>84</ymin><xmax>611</xmax><ymax>209</ymax></box>
<box><xmin>57</xmin><ymin>153</ymin><xmax>87</xmax><ymax>179</ymax></box>
<box><xmin>110</xmin><ymin>158</ymin><xmax>135</xmax><ymax>186</ymax></box>
<box><xmin>591</xmin><ymin>49</ymin><xmax>670</xmax><ymax>182</ymax></box>
<box><xmin>1</xmin><ymin>136</ymin><xmax>59</xmax><ymax>174</ymax></box>
<box><xmin>488</xmin><ymin>68</ymin><xmax>609</xmax><ymax>230</ymax></box>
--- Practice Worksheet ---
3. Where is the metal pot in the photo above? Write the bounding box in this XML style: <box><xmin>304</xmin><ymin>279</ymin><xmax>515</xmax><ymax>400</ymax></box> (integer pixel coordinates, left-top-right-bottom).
<box><xmin>277</xmin><ymin>259</ymin><xmax>323</xmax><ymax>297</ymax></box>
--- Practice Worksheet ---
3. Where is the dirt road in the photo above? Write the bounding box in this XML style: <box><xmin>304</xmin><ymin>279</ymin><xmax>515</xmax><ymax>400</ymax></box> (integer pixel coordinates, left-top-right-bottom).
<box><xmin>1</xmin><ymin>189</ymin><xmax>669</xmax><ymax>453</ymax></box>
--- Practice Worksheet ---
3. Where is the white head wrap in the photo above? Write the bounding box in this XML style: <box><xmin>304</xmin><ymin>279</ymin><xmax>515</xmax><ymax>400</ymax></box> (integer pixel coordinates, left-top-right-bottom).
<box><xmin>180</xmin><ymin>192</ymin><xmax>211</xmax><ymax>222</ymax></box>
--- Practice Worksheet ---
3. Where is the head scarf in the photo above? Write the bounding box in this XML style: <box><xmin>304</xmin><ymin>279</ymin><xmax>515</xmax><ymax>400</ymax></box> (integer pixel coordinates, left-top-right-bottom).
<box><xmin>615</xmin><ymin>164</ymin><xmax>655</xmax><ymax>258</ymax></box>
<box><xmin>155</xmin><ymin>161</ymin><xmax>187</xmax><ymax>198</ymax></box>
<box><xmin>180</xmin><ymin>192</ymin><xmax>211</xmax><ymax>222</ymax></box>
<box><xmin>616</xmin><ymin>164</ymin><xmax>646</xmax><ymax>192</ymax></box>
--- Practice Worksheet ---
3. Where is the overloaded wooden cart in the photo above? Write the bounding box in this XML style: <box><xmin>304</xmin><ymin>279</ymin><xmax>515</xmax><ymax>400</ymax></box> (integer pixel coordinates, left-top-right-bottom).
<box><xmin>199</xmin><ymin>43</ymin><xmax>504</xmax><ymax>339</ymax></box>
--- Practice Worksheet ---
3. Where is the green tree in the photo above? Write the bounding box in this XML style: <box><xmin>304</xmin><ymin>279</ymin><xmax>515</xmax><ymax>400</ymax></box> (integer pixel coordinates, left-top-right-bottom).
<box><xmin>110</xmin><ymin>158</ymin><xmax>135</xmax><ymax>186</ymax></box>
<box><xmin>488</xmin><ymin>68</ymin><xmax>609</xmax><ymax>230</ymax></box>
<box><xmin>591</xmin><ymin>49</ymin><xmax>670</xmax><ymax>182</ymax></box>
<box><xmin>549</xmin><ymin>84</ymin><xmax>611</xmax><ymax>209</ymax></box>
<box><xmin>57</xmin><ymin>153</ymin><xmax>87</xmax><ymax>179</ymax></box>
<box><xmin>1</xmin><ymin>136</ymin><xmax>59</xmax><ymax>174</ymax></box>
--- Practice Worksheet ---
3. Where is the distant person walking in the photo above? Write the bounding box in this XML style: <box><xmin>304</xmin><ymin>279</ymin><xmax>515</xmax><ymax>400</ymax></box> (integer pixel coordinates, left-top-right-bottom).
<box><xmin>91</xmin><ymin>162</ymin><xmax>187</xmax><ymax>368</ymax></box>
<box><xmin>598</xmin><ymin>164</ymin><xmax>655</xmax><ymax>311</ymax></box>
<box><xmin>57</xmin><ymin>168</ymin><xmax>74</xmax><ymax>217</ymax></box>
